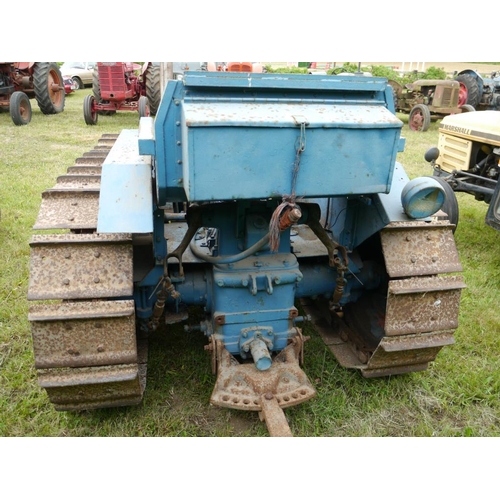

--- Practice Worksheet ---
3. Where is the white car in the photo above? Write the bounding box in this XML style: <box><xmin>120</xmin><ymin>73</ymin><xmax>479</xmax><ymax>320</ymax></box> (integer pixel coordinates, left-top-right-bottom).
<box><xmin>59</xmin><ymin>62</ymin><xmax>96</xmax><ymax>90</ymax></box>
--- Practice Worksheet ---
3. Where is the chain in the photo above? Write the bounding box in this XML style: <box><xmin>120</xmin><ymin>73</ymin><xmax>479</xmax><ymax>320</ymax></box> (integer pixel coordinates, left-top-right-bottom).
<box><xmin>269</xmin><ymin>122</ymin><xmax>306</xmax><ymax>252</ymax></box>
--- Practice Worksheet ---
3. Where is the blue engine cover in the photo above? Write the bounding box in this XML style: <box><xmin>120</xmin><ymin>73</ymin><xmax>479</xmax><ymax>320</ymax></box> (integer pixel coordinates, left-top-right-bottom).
<box><xmin>144</xmin><ymin>72</ymin><xmax>405</xmax><ymax>206</ymax></box>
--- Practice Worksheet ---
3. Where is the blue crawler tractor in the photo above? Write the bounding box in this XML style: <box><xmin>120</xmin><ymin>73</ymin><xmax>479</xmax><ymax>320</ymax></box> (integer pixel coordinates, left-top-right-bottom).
<box><xmin>28</xmin><ymin>70</ymin><xmax>464</xmax><ymax>436</ymax></box>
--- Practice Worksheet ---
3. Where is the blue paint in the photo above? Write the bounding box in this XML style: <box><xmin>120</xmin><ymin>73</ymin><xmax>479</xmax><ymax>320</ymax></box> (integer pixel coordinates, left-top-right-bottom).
<box><xmin>99</xmin><ymin>70</ymin><xmax>444</xmax><ymax>367</ymax></box>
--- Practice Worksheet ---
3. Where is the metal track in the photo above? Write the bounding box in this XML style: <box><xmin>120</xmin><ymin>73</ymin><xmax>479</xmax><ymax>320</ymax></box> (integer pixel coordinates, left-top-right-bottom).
<box><xmin>28</xmin><ymin>134</ymin><xmax>148</xmax><ymax>410</ymax></box>
<box><xmin>302</xmin><ymin>220</ymin><xmax>466</xmax><ymax>378</ymax></box>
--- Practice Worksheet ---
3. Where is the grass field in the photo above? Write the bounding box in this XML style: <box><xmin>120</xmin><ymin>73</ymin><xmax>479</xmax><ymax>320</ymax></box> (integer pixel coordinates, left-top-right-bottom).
<box><xmin>1</xmin><ymin>87</ymin><xmax>499</xmax><ymax>441</ymax></box>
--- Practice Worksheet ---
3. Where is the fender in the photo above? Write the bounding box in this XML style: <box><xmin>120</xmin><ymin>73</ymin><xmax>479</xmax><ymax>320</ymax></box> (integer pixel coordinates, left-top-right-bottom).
<box><xmin>97</xmin><ymin>129</ymin><xmax>154</xmax><ymax>234</ymax></box>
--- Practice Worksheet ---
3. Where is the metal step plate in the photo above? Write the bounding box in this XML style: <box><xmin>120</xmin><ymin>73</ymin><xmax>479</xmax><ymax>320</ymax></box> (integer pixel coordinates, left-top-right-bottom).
<box><xmin>29</xmin><ymin>300</ymin><xmax>136</xmax><ymax>369</ymax></box>
<box><xmin>362</xmin><ymin>330</ymin><xmax>456</xmax><ymax>377</ymax></box>
<box><xmin>28</xmin><ymin>233</ymin><xmax>133</xmax><ymax>300</ymax></box>
<box><xmin>74</xmin><ymin>156</ymin><xmax>106</xmax><ymax>166</ymax></box>
<box><xmin>385</xmin><ymin>275</ymin><xmax>466</xmax><ymax>335</ymax></box>
<box><xmin>380</xmin><ymin>221</ymin><xmax>462</xmax><ymax>277</ymax></box>
<box><xmin>54</xmin><ymin>174</ymin><xmax>101</xmax><ymax>189</ymax></box>
<box><xmin>37</xmin><ymin>364</ymin><xmax>144</xmax><ymax>410</ymax></box>
<box><xmin>33</xmin><ymin>189</ymin><xmax>100</xmax><ymax>230</ymax></box>
<box><xmin>66</xmin><ymin>166</ymin><xmax>102</xmax><ymax>176</ymax></box>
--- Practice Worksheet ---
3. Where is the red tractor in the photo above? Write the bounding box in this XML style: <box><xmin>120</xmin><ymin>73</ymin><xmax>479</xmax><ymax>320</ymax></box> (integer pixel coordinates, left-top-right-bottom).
<box><xmin>0</xmin><ymin>62</ymin><xmax>65</xmax><ymax>125</ymax></box>
<box><xmin>83</xmin><ymin>62</ymin><xmax>161</xmax><ymax>125</ymax></box>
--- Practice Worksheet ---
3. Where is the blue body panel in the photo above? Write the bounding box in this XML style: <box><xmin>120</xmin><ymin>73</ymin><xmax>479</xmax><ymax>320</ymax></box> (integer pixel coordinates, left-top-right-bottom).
<box><xmin>117</xmin><ymin>71</ymin><xmax>433</xmax><ymax>364</ymax></box>
<box><xmin>97</xmin><ymin>130</ymin><xmax>153</xmax><ymax>234</ymax></box>
<box><xmin>147</xmin><ymin>72</ymin><xmax>404</xmax><ymax>206</ymax></box>
<box><xmin>181</xmin><ymin>103</ymin><xmax>401</xmax><ymax>201</ymax></box>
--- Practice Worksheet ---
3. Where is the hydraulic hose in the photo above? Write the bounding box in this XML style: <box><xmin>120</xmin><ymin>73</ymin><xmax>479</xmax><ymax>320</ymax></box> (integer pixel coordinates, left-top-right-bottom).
<box><xmin>189</xmin><ymin>233</ymin><xmax>270</xmax><ymax>265</ymax></box>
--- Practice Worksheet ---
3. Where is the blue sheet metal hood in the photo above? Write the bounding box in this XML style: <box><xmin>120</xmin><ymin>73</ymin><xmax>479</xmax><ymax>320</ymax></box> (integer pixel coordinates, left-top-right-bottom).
<box><xmin>180</xmin><ymin>98</ymin><xmax>403</xmax><ymax>202</ymax></box>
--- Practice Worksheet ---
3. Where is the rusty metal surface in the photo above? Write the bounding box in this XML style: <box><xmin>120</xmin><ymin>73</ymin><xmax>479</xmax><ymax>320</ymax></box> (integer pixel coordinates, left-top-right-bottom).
<box><xmin>385</xmin><ymin>275</ymin><xmax>465</xmax><ymax>335</ymax></box>
<box><xmin>38</xmin><ymin>364</ymin><xmax>144</xmax><ymax>410</ymax></box>
<box><xmin>259</xmin><ymin>395</ymin><xmax>293</xmax><ymax>437</ymax></box>
<box><xmin>83</xmin><ymin>150</ymin><xmax>109</xmax><ymax>158</ymax></box>
<box><xmin>33</xmin><ymin>190</ymin><xmax>100</xmax><ymax>229</ymax></box>
<box><xmin>380</xmin><ymin>221</ymin><xmax>462</xmax><ymax>277</ymax></box>
<box><xmin>302</xmin><ymin>295</ymin><xmax>459</xmax><ymax>377</ymax></box>
<box><xmin>74</xmin><ymin>156</ymin><xmax>107</xmax><ymax>166</ymax></box>
<box><xmin>28</xmin><ymin>134</ymin><xmax>147</xmax><ymax>412</ymax></box>
<box><xmin>67</xmin><ymin>166</ymin><xmax>102</xmax><ymax>176</ymax></box>
<box><xmin>29</xmin><ymin>300</ymin><xmax>136</xmax><ymax>368</ymax></box>
<box><xmin>28</xmin><ymin>233</ymin><xmax>133</xmax><ymax>300</ymax></box>
<box><xmin>210</xmin><ymin>338</ymin><xmax>316</xmax><ymax>415</ymax></box>
<box><xmin>54</xmin><ymin>174</ymin><xmax>101</xmax><ymax>189</ymax></box>
<box><xmin>361</xmin><ymin>331</ymin><xmax>456</xmax><ymax>377</ymax></box>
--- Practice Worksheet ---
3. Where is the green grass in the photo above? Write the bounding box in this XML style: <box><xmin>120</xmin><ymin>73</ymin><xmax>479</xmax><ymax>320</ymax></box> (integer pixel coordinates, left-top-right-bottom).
<box><xmin>1</xmin><ymin>90</ymin><xmax>499</xmax><ymax>438</ymax></box>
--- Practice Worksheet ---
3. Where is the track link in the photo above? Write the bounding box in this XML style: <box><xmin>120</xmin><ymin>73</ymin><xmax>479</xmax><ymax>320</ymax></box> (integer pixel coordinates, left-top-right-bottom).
<box><xmin>303</xmin><ymin>220</ymin><xmax>465</xmax><ymax>377</ymax></box>
<box><xmin>28</xmin><ymin>134</ymin><xmax>147</xmax><ymax>410</ymax></box>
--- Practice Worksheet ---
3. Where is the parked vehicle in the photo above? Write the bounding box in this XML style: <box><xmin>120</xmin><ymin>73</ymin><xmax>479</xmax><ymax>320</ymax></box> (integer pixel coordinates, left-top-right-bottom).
<box><xmin>0</xmin><ymin>62</ymin><xmax>65</xmax><ymax>125</ymax></box>
<box><xmin>83</xmin><ymin>62</ymin><xmax>160</xmax><ymax>124</ymax></box>
<box><xmin>390</xmin><ymin>79</ymin><xmax>474</xmax><ymax>131</ymax></box>
<box><xmin>59</xmin><ymin>62</ymin><xmax>96</xmax><ymax>90</ymax></box>
<box><xmin>425</xmin><ymin>110</ymin><xmax>500</xmax><ymax>231</ymax></box>
<box><xmin>455</xmin><ymin>69</ymin><xmax>500</xmax><ymax>111</ymax></box>
<box><xmin>64</xmin><ymin>77</ymin><xmax>76</xmax><ymax>95</ymax></box>
<box><xmin>28</xmin><ymin>69</ymin><xmax>464</xmax><ymax>436</ymax></box>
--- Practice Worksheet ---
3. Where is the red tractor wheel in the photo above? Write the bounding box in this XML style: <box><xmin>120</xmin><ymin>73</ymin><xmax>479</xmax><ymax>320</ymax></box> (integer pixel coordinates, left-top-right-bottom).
<box><xmin>33</xmin><ymin>62</ymin><xmax>65</xmax><ymax>114</ymax></box>
<box><xmin>458</xmin><ymin>81</ymin><xmax>468</xmax><ymax>106</ymax></box>
<box><xmin>138</xmin><ymin>96</ymin><xmax>150</xmax><ymax>118</ymax></box>
<box><xmin>408</xmin><ymin>104</ymin><xmax>431</xmax><ymax>132</ymax></box>
<box><xmin>83</xmin><ymin>94</ymin><xmax>98</xmax><ymax>125</ymax></box>
<box><xmin>10</xmin><ymin>91</ymin><xmax>32</xmax><ymax>125</ymax></box>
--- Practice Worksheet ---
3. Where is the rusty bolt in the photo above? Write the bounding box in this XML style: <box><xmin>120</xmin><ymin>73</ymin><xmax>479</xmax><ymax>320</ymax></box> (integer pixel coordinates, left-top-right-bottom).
<box><xmin>64</xmin><ymin>253</ymin><xmax>71</xmax><ymax>259</ymax></box>
<box><xmin>357</xmin><ymin>350</ymin><xmax>369</xmax><ymax>364</ymax></box>
<box><xmin>411</xmin><ymin>257</ymin><xmax>417</xmax><ymax>263</ymax></box>
<box><xmin>63</xmin><ymin>278</ymin><xmax>70</xmax><ymax>285</ymax></box>
<box><xmin>94</xmin><ymin>277</ymin><xmax>100</xmax><ymax>283</ymax></box>
<box><xmin>264</xmin><ymin>392</ymin><xmax>274</xmax><ymax>400</ymax></box>
<box><xmin>94</xmin><ymin>251</ymin><xmax>101</xmax><ymax>258</ymax></box>
<box><xmin>406</xmin><ymin>235</ymin><xmax>411</xmax><ymax>241</ymax></box>
<box><xmin>288</xmin><ymin>208</ymin><xmax>302</xmax><ymax>223</ymax></box>
<box><xmin>97</xmin><ymin>345</ymin><xmax>104</xmax><ymax>353</ymax></box>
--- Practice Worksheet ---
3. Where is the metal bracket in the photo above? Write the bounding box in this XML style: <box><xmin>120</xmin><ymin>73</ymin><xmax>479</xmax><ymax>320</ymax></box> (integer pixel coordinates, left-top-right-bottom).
<box><xmin>209</xmin><ymin>335</ymin><xmax>316</xmax><ymax>436</ymax></box>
